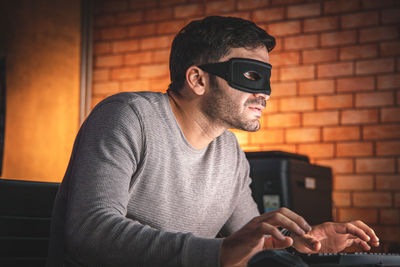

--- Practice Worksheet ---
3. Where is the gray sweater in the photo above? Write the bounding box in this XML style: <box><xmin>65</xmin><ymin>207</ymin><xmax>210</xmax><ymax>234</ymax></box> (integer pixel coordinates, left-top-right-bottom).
<box><xmin>47</xmin><ymin>92</ymin><xmax>259</xmax><ymax>267</ymax></box>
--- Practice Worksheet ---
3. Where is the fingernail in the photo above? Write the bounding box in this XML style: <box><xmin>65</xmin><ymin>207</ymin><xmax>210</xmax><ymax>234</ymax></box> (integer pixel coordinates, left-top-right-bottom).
<box><xmin>305</xmin><ymin>224</ymin><xmax>312</xmax><ymax>232</ymax></box>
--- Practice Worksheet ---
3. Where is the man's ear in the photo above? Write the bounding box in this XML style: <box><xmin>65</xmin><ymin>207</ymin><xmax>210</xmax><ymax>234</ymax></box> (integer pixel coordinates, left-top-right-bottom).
<box><xmin>185</xmin><ymin>66</ymin><xmax>206</xmax><ymax>95</ymax></box>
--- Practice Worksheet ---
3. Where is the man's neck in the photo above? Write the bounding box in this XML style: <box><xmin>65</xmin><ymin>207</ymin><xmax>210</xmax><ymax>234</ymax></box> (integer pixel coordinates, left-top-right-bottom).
<box><xmin>168</xmin><ymin>91</ymin><xmax>226</xmax><ymax>150</ymax></box>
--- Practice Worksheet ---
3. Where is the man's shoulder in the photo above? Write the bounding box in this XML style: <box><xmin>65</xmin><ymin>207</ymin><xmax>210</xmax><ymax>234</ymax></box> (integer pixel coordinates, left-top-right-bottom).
<box><xmin>96</xmin><ymin>91</ymin><xmax>166</xmax><ymax>109</ymax></box>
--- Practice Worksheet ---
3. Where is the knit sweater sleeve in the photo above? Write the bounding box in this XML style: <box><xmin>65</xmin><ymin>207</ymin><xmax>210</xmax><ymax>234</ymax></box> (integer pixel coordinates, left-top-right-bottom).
<box><xmin>220</xmin><ymin>148</ymin><xmax>260</xmax><ymax>235</ymax></box>
<box><xmin>64</xmin><ymin>101</ymin><xmax>223</xmax><ymax>267</ymax></box>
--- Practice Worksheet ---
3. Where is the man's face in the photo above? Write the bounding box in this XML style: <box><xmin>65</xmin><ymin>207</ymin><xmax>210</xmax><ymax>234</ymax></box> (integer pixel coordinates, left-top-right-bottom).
<box><xmin>201</xmin><ymin>46</ymin><xmax>270</xmax><ymax>132</ymax></box>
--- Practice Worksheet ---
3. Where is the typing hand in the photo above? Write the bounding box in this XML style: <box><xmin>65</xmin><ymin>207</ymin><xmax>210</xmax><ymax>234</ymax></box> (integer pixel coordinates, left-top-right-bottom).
<box><xmin>291</xmin><ymin>220</ymin><xmax>380</xmax><ymax>254</ymax></box>
<box><xmin>220</xmin><ymin>207</ymin><xmax>311</xmax><ymax>267</ymax></box>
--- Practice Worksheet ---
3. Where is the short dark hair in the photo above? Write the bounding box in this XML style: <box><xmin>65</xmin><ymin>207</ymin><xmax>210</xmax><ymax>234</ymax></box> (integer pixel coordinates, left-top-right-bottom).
<box><xmin>168</xmin><ymin>16</ymin><xmax>275</xmax><ymax>93</ymax></box>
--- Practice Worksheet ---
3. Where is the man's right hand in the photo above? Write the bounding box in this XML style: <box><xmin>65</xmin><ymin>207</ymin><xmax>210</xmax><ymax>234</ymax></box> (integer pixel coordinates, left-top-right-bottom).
<box><xmin>219</xmin><ymin>207</ymin><xmax>312</xmax><ymax>267</ymax></box>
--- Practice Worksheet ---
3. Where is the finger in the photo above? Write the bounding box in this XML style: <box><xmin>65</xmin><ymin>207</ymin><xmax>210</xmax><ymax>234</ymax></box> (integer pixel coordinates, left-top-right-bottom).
<box><xmin>258</xmin><ymin>222</ymin><xmax>286</xmax><ymax>241</ymax></box>
<box><xmin>351</xmin><ymin>220</ymin><xmax>380</xmax><ymax>244</ymax></box>
<box><xmin>340</xmin><ymin>222</ymin><xmax>371</xmax><ymax>243</ymax></box>
<box><xmin>264</xmin><ymin>236</ymin><xmax>293</xmax><ymax>250</ymax></box>
<box><xmin>301</xmin><ymin>235</ymin><xmax>321</xmax><ymax>252</ymax></box>
<box><xmin>275</xmin><ymin>207</ymin><xmax>312</xmax><ymax>232</ymax></box>
<box><xmin>354</xmin><ymin>239</ymin><xmax>371</xmax><ymax>251</ymax></box>
<box><xmin>260</xmin><ymin>212</ymin><xmax>307</xmax><ymax>236</ymax></box>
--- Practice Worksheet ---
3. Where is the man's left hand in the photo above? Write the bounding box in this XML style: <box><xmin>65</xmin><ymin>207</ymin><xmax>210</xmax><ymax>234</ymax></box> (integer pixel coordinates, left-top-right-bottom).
<box><xmin>291</xmin><ymin>220</ymin><xmax>380</xmax><ymax>253</ymax></box>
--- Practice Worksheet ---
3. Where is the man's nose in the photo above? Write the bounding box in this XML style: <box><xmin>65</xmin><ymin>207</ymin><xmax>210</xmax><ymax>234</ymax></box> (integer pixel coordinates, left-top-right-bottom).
<box><xmin>253</xmin><ymin>93</ymin><xmax>270</xmax><ymax>101</ymax></box>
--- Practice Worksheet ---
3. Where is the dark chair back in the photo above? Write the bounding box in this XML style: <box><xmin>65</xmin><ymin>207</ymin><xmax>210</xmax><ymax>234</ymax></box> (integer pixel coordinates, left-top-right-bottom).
<box><xmin>0</xmin><ymin>179</ymin><xmax>59</xmax><ymax>267</ymax></box>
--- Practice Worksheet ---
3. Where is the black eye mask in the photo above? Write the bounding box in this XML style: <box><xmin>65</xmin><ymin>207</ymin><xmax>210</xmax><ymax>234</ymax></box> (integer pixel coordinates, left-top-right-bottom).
<box><xmin>198</xmin><ymin>58</ymin><xmax>272</xmax><ymax>95</ymax></box>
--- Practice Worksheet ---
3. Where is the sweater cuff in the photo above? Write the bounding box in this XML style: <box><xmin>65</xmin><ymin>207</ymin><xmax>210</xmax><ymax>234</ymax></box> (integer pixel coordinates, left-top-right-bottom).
<box><xmin>182</xmin><ymin>235</ymin><xmax>224</xmax><ymax>267</ymax></box>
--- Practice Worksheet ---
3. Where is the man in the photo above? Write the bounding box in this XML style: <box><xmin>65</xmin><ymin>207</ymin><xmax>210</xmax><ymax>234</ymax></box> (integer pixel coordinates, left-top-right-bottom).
<box><xmin>47</xmin><ymin>16</ymin><xmax>379</xmax><ymax>267</ymax></box>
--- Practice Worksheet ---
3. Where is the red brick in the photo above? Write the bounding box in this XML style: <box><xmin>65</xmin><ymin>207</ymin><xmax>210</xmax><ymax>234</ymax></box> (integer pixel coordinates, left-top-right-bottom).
<box><xmin>129</xmin><ymin>0</ymin><xmax>157</xmax><ymax>9</ymax></box>
<box><xmin>333</xmin><ymin>175</ymin><xmax>374</xmax><ymax>191</ymax></box>
<box><xmin>337</xmin><ymin>77</ymin><xmax>375</xmax><ymax>93</ymax></box>
<box><xmin>364</xmin><ymin>125</ymin><xmax>400</xmax><ymax>140</ymax></box>
<box><xmin>341</xmin><ymin>11</ymin><xmax>379</xmax><ymax>28</ymax></box>
<box><xmin>303</xmin><ymin>111</ymin><xmax>339</xmax><ymax>126</ymax></box>
<box><xmin>356</xmin><ymin>158</ymin><xmax>396</xmax><ymax>173</ymax></box>
<box><xmin>360</xmin><ymin>26</ymin><xmax>399</xmax><ymax>43</ymax></box>
<box><xmin>280</xmin><ymin>96</ymin><xmax>315</xmax><ymax>112</ymax></box>
<box><xmin>270</xmin><ymin>51</ymin><xmax>300</xmax><ymax>66</ymax></box>
<box><xmin>380</xmin><ymin>209</ymin><xmax>400</xmax><ymax>225</ymax></box>
<box><xmin>93</xmin><ymin>69</ymin><xmax>110</xmax><ymax>82</ymax></box>
<box><xmin>95</xmin><ymin>55</ymin><xmax>123</xmax><ymax>67</ymax></box>
<box><xmin>101</xmin><ymin>1</ymin><xmax>128</xmax><ymax>13</ymax></box>
<box><xmin>324</xmin><ymin>0</ymin><xmax>360</xmax><ymax>14</ymax></box>
<box><xmin>159</xmin><ymin>0</ymin><xmax>186</xmax><ymax>6</ymax></box>
<box><xmin>250</xmin><ymin>129</ymin><xmax>284</xmax><ymax>144</ymax></box>
<box><xmin>94</xmin><ymin>14</ymin><xmax>116</xmax><ymax>27</ymax></box>
<box><xmin>260</xmin><ymin>144</ymin><xmax>297</xmax><ymax>153</ymax></box>
<box><xmin>280</xmin><ymin>65</ymin><xmax>315</xmax><ymax>81</ymax></box>
<box><xmin>336</xmin><ymin>142</ymin><xmax>374</xmax><ymax>157</ymax></box>
<box><xmin>112</xmin><ymin>39</ymin><xmax>139</xmax><ymax>53</ymax></box>
<box><xmin>101</xmin><ymin>27</ymin><xmax>128</xmax><ymax>40</ymax></box>
<box><xmin>124</xmin><ymin>51</ymin><xmax>153</xmax><ymax>65</ymax></box>
<box><xmin>115</xmin><ymin>11</ymin><xmax>144</xmax><ymax>25</ymax></box>
<box><xmin>92</xmin><ymin>81</ymin><xmax>120</xmax><ymax>95</ymax></box>
<box><xmin>231</xmin><ymin>129</ymin><xmax>249</xmax><ymax>145</ymax></box>
<box><xmin>157</xmin><ymin>20</ymin><xmax>187</xmax><ymax>34</ymax></box>
<box><xmin>356</xmin><ymin>58</ymin><xmax>395</xmax><ymax>75</ymax></box>
<box><xmin>396</xmin><ymin>193</ymin><xmax>400</xmax><ymax>207</ymax></box>
<box><xmin>298</xmin><ymin>143</ymin><xmax>335</xmax><ymax>158</ymax></box>
<box><xmin>380</xmin><ymin>41</ymin><xmax>400</xmax><ymax>57</ymax></box>
<box><xmin>318</xmin><ymin>62</ymin><xmax>353</xmax><ymax>78</ymax></box>
<box><xmin>111</xmin><ymin>67</ymin><xmax>139</xmax><ymax>80</ymax></box>
<box><xmin>298</xmin><ymin>80</ymin><xmax>334</xmax><ymax>96</ymax></box>
<box><xmin>355</xmin><ymin>91</ymin><xmax>394</xmax><ymax>108</ymax></box>
<box><xmin>140</xmin><ymin>35</ymin><xmax>173</xmax><ymax>50</ymax></box>
<box><xmin>265</xmin><ymin>98</ymin><xmax>279</xmax><ymax>113</ymax></box>
<box><xmin>362</xmin><ymin>0</ymin><xmax>397</xmax><ymax>9</ymax></box>
<box><xmin>302</xmin><ymin>48</ymin><xmax>338</xmax><ymax>64</ymax></box>
<box><xmin>321</xmin><ymin>30</ymin><xmax>357</xmax><ymax>47</ymax></box>
<box><xmin>267</xmin><ymin>21</ymin><xmax>301</xmax><ymax>37</ymax></box>
<box><xmin>128</xmin><ymin>24</ymin><xmax>157</xmax><ymax>37</ymax></box>
<box><xmin>333</xmin><ymin>192</ymin><xmax>351</xmax><ymax>207</ymax></box>
<box><xmin>205</xmin><ymin>0</ymin><xmax>235</xmax><ymax>14</ymax></box>
<box><xmin>121</xmin><ymin>79</ymin><xmax>150</xmax><ymax>91</ymax></box>
<box><xmin>381</xmin><ymin>108</ymin><xmax>400</xmax><ymax>123</ymax></box>
<box><xmin>253</xmin><ymin>7</ymin><xmax>285</xmax><ymax>23</ymax></box>
<box><xmin>316</xmin><ymin>158</ymin><xmax>354</xmax><ymax>174</ymax></box>
<box><xmin>152</xmin><ymin>49</ymin><xmax>170</xmax><ymax>63</ymax></box>
<box><xmin>174</xmin><ymin>4</ymin><xmax>203</xmax><ymax>18</ymax></box>
<box><xmin>303</xmin><ymin>16</ymin><xmax>339</xmax><ymax>33</ymax></box>
<box><xmin>323</xmin><ymin>126</ymin><xmax>360</xmax><ymax>141</ymax></box>
<box><xmin>93</xmin><ymin>42</ymin><xmax>112</xmax><ymax>55</ymax></box>
<box><xmin>287</xmin><ymin>3</ymin><xmax>321</xmax><ymax>19</ymax></box>
<box><xmin>138</xmin><ymin>63</ymin><xmax>169</xmax><ymax>78</ymax></box>
<box><xmin>377</xmin><ymin>74</ymin><xmax>400</xmax><ymax>90</ymax></box>
<box><xmin>376</xmin><ymin>141</ymin><xmax>400</xmax><ymax>156</ymax></box>
<box><xmin>338</xmin><ymin>208</ymin><xmax>377</xmax><ymax>224</ymax></box>
<box><xmin>341</xmin><ymin>109</ymin><xmax>379</xmax><ymax>125</ymax></box>
<box><xmin>220</xmin><ymin>11</ymin><xmax>251</xmax><ymax>21</ymax></box>
<box><xmin>148</xmin><ymin>77</ymin><xmax>170</xmax><ymax>92</ymax></box>
<box><xmin>284</xmin><ymin>34</ymin><xmax>318</xmax><ymax>50</ymax></box>
<box><xmin>271</xmin><ymin>82</ymin><xmax>297</xmax><ymax>97</ymax></box>
<box><xmin>266</xmin><ymin>113</ymin><xmax>301</xmax><ymax>128</ymax></box>
<box><xmin>353</xmin><ymin>192</ymin><xmax>392</xmax><ymax>207</ymax></box>
<box><xmin>270</xmin><ymin>0</ymin><xmax>304</xmax><ymax>5</ymax></box>
<box><xmin>376</xmin><ymin>175</ymin><xmax>400</xmax><ymax>190</ymax></box>
<box><xmin>317</xmin><ymin>94</ymin><xmax>353</xmax><ymax>110</ymax></box>
<box><xmin>286</xmin><ymin>128</ymin><xmax>320</xmax><ymax>143</ymax></box>
<box><xmin>340</xmin><ymin>44</ymin><xmax>378</xmax><ymax>60</ymax></box>
<box><xmin>373</xmin><ymin>225</ymin><xmax>400</xmax><ymax>242</ymax></box>
<box><xmin>381</xmin><ymin>8</ymin><xmax>400</xmax><ymax>24</ymax></box>
<box><xmin>237</xmin><ymin>0</ymin><xmax>269</xmax><ymax>10</ymax></box>
<box><xmin>144</xmin><ymin>7</ymin><xmax>173</xmax><ymax>22</ymax></box>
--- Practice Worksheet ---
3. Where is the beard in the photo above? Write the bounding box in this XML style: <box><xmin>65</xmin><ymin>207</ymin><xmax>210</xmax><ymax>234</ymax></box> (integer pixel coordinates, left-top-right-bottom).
<box><xmin>202</xmin><ymin>76</ymin><xmax>266</xmax><ymax>132</ymax></box>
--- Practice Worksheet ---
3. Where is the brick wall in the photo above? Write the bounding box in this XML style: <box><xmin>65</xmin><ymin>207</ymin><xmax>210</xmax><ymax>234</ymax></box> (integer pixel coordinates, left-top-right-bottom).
<box><xmin>93</xmin><ymin>0</ymin><xmax>400</xmax><ymax>251</ymax></box>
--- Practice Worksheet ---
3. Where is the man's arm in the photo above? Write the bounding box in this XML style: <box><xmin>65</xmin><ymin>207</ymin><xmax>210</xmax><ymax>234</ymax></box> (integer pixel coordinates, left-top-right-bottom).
<box><xmin>63</xmin><ymin>101</ymin><xmax>222</xmax><ymax>267</ymax></box>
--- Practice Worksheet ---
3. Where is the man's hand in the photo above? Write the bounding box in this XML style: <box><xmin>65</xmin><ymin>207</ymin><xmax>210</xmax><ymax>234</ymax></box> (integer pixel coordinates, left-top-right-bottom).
<box><xmin>220</xmin><ymin>207</ymin><xmax>312</xmax><ymax>267</ymax></box>
<box><xmin>291</xmin><ymin>220</ymin><xmax>380</xmax><ymax>254</ymax></box>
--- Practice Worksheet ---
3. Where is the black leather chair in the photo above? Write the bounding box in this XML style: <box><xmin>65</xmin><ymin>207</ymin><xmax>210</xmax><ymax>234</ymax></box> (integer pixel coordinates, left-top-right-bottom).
<box><xmin>0</xmin><ymin>179</ymin><xmax>59</xmax><ymax>267</ymax></box>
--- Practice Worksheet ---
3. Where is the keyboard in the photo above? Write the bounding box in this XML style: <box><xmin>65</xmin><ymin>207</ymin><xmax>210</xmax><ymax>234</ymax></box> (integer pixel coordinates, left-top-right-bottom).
<box><xmin>299</xmin><ymin>252</ymin><xmax>400</xmax><ymax>266</ymax></box>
